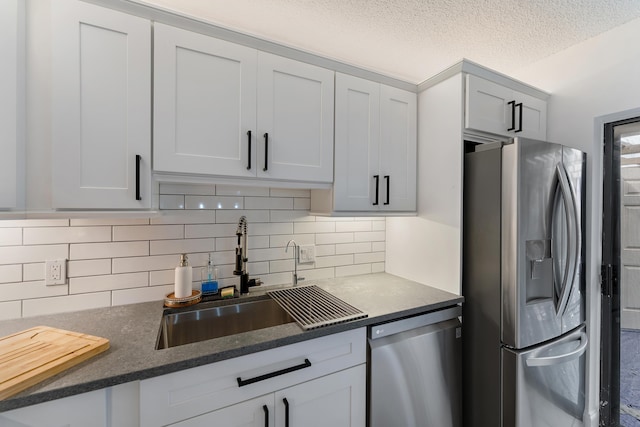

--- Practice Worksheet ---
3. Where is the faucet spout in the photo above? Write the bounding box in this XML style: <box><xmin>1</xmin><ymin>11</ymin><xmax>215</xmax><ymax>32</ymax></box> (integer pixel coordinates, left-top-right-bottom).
<box><xmin>286</xmin><ymin>239</ymin><xmax>304</xmax><ymax>286</ymax></box>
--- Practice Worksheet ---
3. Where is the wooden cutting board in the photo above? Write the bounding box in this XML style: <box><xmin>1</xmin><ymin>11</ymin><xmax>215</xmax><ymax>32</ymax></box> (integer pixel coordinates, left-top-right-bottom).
<box><xmin>0</xmin><ymin>326</ymin><xmax>109</xmax><ymax>400</ymax></box>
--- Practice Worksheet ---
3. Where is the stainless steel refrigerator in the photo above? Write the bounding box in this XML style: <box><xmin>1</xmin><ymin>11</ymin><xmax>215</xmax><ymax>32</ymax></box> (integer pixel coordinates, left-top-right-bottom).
<box><xmin>462</xmin><ymin>137</ymin><xmax>587</xmax><ymax>427</ymax></box>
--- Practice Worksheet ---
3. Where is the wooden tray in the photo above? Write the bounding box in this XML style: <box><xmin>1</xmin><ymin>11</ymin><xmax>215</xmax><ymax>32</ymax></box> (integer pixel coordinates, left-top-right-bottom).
<box><xmin>0</xmin><ymin>326</ymin><xmax>110</xmax><ymax>400</ymax></box>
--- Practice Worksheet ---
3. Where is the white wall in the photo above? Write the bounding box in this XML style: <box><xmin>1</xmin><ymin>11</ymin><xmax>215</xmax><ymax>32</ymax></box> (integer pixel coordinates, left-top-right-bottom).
<box><xmin>386</xmin><ymin>74</ymin><xmax>463</xmax><ymax>295</ymax></box>
<box><xmin>510</xmin><ymin>17</ymin><xmax>640</xmax><ymax>427</ymax></box>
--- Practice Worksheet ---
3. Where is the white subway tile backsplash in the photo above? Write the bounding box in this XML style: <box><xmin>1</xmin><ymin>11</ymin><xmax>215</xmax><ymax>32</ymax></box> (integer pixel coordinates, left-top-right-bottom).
<box><xmin>67</xmin><ymin>259</ymin><xmax>111</xmax><ymax>278</ymax></box>
<box><xmin>160</xmin><ymin>183</ymin><xmax>216</xmax><ymax>196</ymax></box>
<box><xmin>184</xmin><ymin>195</ymin><xmax>244</xmax><ymax>210</ymax></box>
<box><xmin>0</xmin><ymin>228</ymin><xmax>22</xmax><ymax>246</ymax></box>
<box><xmin>0</xmin><ymin>265</ymin><xmax>22</xmax><ymax>284</ymax></box>
<box><xmin>150</xmin><ymin>238</ymin><xmax>215</xmax><ymax>256</ymax></box>
<box><xmin>315</xmin><ymin>254</ymin><xmax>354</xmax><ymax>268</ymax></box>
<box><xmin>0</xmin><ymin>301</ymin><xmax>21</xmax><ymax>320</ymax></box>
<box><xmin>112</xmin><ymin>285</ymin><xmax>173</xmax><ymax>306</ymax></box>
<box><xmin>354</xmin><ymin>231</ymin><xmax>386</xmax><ymax>242</ymax></box>
<box><xmin>159</xmin><ymin>195</ymin><xmax>185</xmax><ymax>210</ymax></box>
<box><xmin>269</xmin><ymin>234</ymin><xmax>314</xmax><ymax>248</ymax></box>
<box><xmin>335</xmin><ymin>242</ymin><xmax>372</xmax><ymax>254</ymax></box>
<box><xmin>151</xmin><ymin>210</ymin><xmax>215</xmax><ymax>225</ymax></box>
<box><xmin>70</xmin><ymin>272</ymin><xmax>148</xmax><ymax>294</ymax></box>
<box><xmin>294</xmin><ymin>222</ymin><xmax>335</xmax><ymax>234</ymax></box>
<box><xmin>0</xmin><ymin>280</ymin><xmax>68</xmax><ymax>302</ymax></box>
<box><xmin>22</xmin><ymin>293</ymin><xmax>111</xmax><ymax>317</ymax></box>
<box><xmin>0</xmin><ymin>245</ymin><xmax>68</xmax><ymax>265</ymax></box>
<box><xmin>316</xmin><ymin>232</ymin><xmax>353</xmax><ymax>245</ymax></box>
<box><xmin>270</xmin><ymin>188</ymin><xmax>310</xmax><ymax>198</ymax></box>
<box><xmin>0</xmin><ymin>186</ymin><xmax>386</xmax><ymax>319</ymax></box>
<box><xmin>270</xmin><ymin>210</ymin><xmax>315</xmax><ymax>223</ymax></box>
<box><xmin>215</xmin><ymin>210</ymin><xmax>270</xmax><ymax>224</ymax></box>
<box><xmin>336</xmin><ymin>264</ymin><xmax>371</xmax><ymax>277</ymax></box>
<box><xmin>70</xmin><ymin>241</ymin><xmax>149</xmax><ymax>260</ymax></box>
<box><xmin>217</xmin><ymin>185</ymin><xmax>269</xmax><ymax>197</ymax></box>
<box><xmin>23</xmin><ymin>263</ymin><xmax>45</xmax><ymax>281</ymax></box>
<box><xmin>336</xmin><ymin>221</ymin><xmax>372</xmax><ymax>232</ymax></box>
<box><xmin>355</xmin><ymin>252</ymin><xmax>385</xmax><ymax>264</ymax></box>
<box><xmin>23</xmin><ymin>227</ymin><xmax>111</xmax><ymax>245</ymax></box>
<box><xmin>112</xmin><ymin>255</ymin><xmax>178</xmax><ymax>274</ymax></box>
<box><xmin>113</xmin><ymin>225</ymin><xmax>184</xmax><ymax>241</ymax></box>
<box><xmin>244</xmin><ymin>197</ymin><xmax>293</xmax><ymax>210</ymax></box>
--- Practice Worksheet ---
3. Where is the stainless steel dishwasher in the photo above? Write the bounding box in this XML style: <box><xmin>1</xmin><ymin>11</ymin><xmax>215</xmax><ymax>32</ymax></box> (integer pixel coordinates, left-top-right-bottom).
<box><xmin>368</xmin><ymin>305</ymin><xmax>462</xmax><ymax>427</ymax></box>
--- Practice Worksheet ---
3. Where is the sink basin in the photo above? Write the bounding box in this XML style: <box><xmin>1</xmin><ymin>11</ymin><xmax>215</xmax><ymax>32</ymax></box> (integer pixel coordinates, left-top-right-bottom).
<box><xmin>156</xmin><ymin>296</ymin><xmax>295</xmax><ymax>349</ymax></box>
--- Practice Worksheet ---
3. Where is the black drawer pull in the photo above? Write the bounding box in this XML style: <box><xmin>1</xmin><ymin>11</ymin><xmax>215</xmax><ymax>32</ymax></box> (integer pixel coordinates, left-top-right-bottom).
<box><xmin>283</xmin><ymin>398</ymin><xmax>290</xmax><ymax>427</ymax></box>
<box><xmin>237</xmin><ymin>358</ymin><xmax>311</xmax><ymax>387</ymax></box>
<box><xmin>263</xmin><ymin>405</ymin><xmax>269</xmax><ymax>427</ymax></box>
<box><xmin>515</xmin><ymin>102</ymin><xmax>523</xmax><ymax>133</ymax></box>
<box><xmin>373</xmin><ymin>175</ymin><xmax>379</xmax><ymax>206</ymax></box>
<box><xmin>507</xmin><ymin>100</ymin><xmax>516</xmax><ymax>131</ymax></box>
<box><xmin>247</xmin><ymin>130</ymin><xmax>252</xmax><ymax>170</ymax></box>
<box><xmin>135</xmin><ymin>154</ymin><xmax>142</xmax><ymax>201</ymax></box>
<box><xmin>263</xmin><ymin>132</ymin><xmax>269</xmax><ymax>171</ymax></box>
<box><xmin>384</xmin><ymin>175</ymin><xmax>390</xmax><ymax>205</ymax></box>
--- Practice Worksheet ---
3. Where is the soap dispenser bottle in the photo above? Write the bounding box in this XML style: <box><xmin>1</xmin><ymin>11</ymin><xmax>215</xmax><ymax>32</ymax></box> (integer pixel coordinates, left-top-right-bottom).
<box><xmin>201</xmin><ymin>253</ymin><xmax>218</xmax><ymax>295</ymax></box>
<box><xmin>174</xmin><ymin>253</ymin><xmax>192</xmax><ymax>298</ymax></box>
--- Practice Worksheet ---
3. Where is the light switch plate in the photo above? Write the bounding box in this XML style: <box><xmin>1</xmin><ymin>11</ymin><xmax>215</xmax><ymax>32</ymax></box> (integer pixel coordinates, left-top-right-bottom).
<box><xmin>299</xmin><ymin>245</ymin><xmax>315</xmax><ymax>264</ymax></box>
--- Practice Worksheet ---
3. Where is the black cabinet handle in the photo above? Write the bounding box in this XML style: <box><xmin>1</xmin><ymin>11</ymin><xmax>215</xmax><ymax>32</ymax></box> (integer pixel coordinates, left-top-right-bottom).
<box><xmin>263</xmin><ymin>132</ymin><xmax>269</xmax><ymax>171</ymax></box>
<box><xmin>237</xmin><ymin>359</ymin><xmax>311</xmax><ymax>387</ymax></box>
<box><xmin>507</xmin><ymin>100</ymin><xmax>516</xmax><ymax>131</ymax></box>
<box><xmin>263</xmin><ymin>405</ymin><xmax>269</xmax><ymax>427</ymax></box>
<box><xmin>135</xmin><ymin>154</ymin><xmax>141</xmax><ymax>201</ymax></box>
<box><xmin>373</xmin><ymin>175</ymin><xmax>379</xmax><ymax>206</ymax></box>
<box><xmin>384</xmin><ymin>175</ymin><xmax>390</xmax><ymax>205</ymax></box>
<box><xmin>283</xmin><ymin>398</ymin><xmax>290</xmax><ymax>427</ymax></box>
<box><xmin>515</xmin><ymin>102</ymin><xmax>523</xmax><ymax>133</ymax></box>
<box><xmin>247</xmin><ymin>130</ymin><xmax>252</xmax><ymax>170</ymax></box>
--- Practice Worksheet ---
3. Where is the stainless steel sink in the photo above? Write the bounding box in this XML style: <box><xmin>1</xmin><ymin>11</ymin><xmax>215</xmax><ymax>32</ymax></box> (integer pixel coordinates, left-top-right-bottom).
<box><xmin>156</xmin><ymin>296</ymin><xmax>295</xmax><ymax>349</ymax></box>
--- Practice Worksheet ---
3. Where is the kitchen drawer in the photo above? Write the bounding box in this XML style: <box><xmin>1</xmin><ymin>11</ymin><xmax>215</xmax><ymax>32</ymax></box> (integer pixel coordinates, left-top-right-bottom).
<box><xmin>140</xmin><ymin>328</ymin><xmax>366</xmax><ymax>427</ymax></box>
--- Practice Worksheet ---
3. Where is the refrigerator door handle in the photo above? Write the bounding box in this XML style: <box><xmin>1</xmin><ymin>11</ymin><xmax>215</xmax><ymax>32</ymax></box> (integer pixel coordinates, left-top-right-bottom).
<box><xmin>525</xmin><ymin>331</ymin><xmax>588</xmax><ymax>367</ymax></box>
<box><xmin>554</xmin><ymin>163</ymin><xmax>581</xmax><ymax>317</ymax></box>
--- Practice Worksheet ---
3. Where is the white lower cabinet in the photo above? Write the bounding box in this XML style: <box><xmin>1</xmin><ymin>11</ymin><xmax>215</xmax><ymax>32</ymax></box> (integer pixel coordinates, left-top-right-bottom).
<box><xmin>140</xmin><ymin>328</ymin><xmax>366</xmax><ymax>427</ymax></box>
<box><xmin>0</xmin><ymin>382</ymin><xmax>139</xmax><ymax>427</ymax></box>
<box><xmin>170</xmin><ymin>366</ymin><xmax>366</xmax><ymax>427</ymax></box>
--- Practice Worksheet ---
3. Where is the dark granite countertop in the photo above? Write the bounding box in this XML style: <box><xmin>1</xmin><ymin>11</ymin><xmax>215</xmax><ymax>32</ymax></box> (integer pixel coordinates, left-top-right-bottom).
<box><xmin>0</xmin><ymin>273</ymin><xmax>462</xmax><ymax>412</ymax></box>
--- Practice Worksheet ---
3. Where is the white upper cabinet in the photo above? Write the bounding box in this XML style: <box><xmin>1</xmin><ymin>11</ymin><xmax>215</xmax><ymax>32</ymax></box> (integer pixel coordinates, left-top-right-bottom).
<box><xmin>153</xmin><ymin>23</ymin><xmax>257</xmax><ymax>178</ymax></box>
<box><xmin>0</xmin><ymin>0</ymin><xmax>22</xmax><ymax>210</ymax></box>
<box><xmin>325</xmin><ymin>73</ymin><xmax>416</xmax><ymax>213</ymax></box>
<box><xmin>153</xmin><ymin>25</ymin><xmax>334</xmax><ymax>184</ymax></box>
<box><xmin>51</xmin><ymin>0</ymin><xmax>151</xmax><ymax>209</ymax></box>
<box><xmin>256</xmin><ymin>52</ymin><xmax>334</xmax><ymax>183</ymax></box>
<box><xmin>465</xmin><ymin>74</ymin><xmax>547</xmax><ymax>140</ymax></box>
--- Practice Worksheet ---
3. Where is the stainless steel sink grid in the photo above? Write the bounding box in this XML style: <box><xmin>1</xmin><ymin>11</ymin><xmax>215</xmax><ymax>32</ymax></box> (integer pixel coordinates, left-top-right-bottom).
<box><xmin>267</xmin><ymin>285</ymin><xmax>367</xmax><ymax>330</ymax></box>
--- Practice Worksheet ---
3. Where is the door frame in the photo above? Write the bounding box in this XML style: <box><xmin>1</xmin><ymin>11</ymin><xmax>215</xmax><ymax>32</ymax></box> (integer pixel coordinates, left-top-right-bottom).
<box><xmin>599</xmin><ymin>115</ymin><xmax>640</xmax><ymax>426</ymax></box>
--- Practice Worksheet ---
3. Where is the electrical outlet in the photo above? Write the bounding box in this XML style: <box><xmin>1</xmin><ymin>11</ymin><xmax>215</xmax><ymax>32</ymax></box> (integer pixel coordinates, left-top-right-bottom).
<box><xmin>45</xmin><ymin>259</ymin><xmax>67</xmax><ymax>286</ymax></box>
<box><xmin>299</xmin><ymin>245</ymin><xmax>315</xmax><ymax>264</ymax></box>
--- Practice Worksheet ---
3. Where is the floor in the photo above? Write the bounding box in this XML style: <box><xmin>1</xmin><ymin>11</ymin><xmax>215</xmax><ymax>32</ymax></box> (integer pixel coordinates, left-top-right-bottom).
<box><xmin>621</xmin><ymin>329</ymin><xmax>640</xmax><ymax>427</ymax></box>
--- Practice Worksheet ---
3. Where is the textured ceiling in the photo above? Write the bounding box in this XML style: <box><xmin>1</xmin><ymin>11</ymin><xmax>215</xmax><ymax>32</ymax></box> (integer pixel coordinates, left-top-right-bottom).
<box><xmin>136</xmin><ymin>0</ymin><xmax>640</xmax><ymax>84</ymax></box>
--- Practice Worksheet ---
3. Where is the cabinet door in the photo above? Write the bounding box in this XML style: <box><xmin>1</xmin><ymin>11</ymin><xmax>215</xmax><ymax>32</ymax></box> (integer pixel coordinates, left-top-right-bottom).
<box><xmin>154</xmin><ymin>23</ymin><xmax>257</xmax><ymax>178</ymax></box>
<box><xmin>274</xmin><ymin>365</ymin><xmax>366</xmax><ymax>427</ymax></box>
<box><xmin>465</xmin><ymin>74</ymin><xmax>547</xmax><ymax>140</ymax></box>
<box><xmin>516</xmin><ymin>91</ymin><xmax>547</xmax><ymax>140</ymax></box>
<box><xmin>379</xmin><ymin>85</ymin><xmax>417</xmax><ymax>212</ymax></box>
<box><xmin>0</xmin><ymin>389</ymin><xmax>108</xmax><ymax>427</ymax></box>
<box><xmin>333</xmin><ymin>73</ymin><xmax>380</xmax><ymax>211</ymax></box>
<box><xmin>170</xmin><ymin>395</ymin><xmax>274</xmax><ymax>427</ymax></box>
<box><xmin>257</xmin><ymin>52</ymin><xmax>334</xmax><ymax>183</ymax></box>
<box><xmin>0</xmin><ymin>0</ymin><xmax>21</xmax><ymax>209</ymax></box>
<box><xmin>51</xmin><ymin>0</ymin><xmax>151</xmax><ymax>209</ymax></box>
<box><xmin>465</xmin><ymin>74</ymin><xmax>514</xmax><ymax>137</ymax></box>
